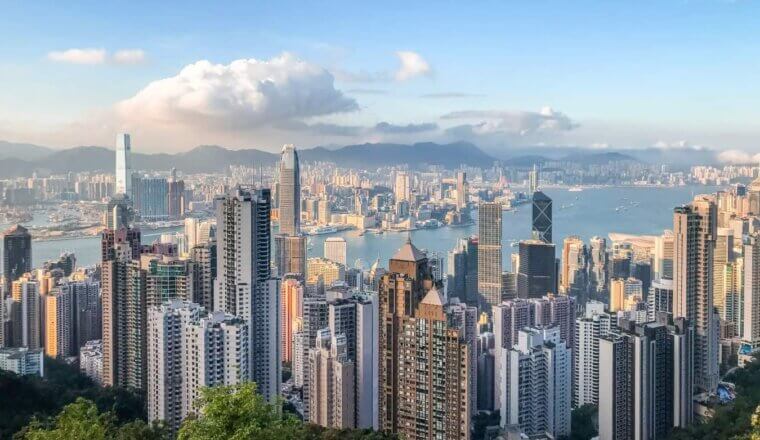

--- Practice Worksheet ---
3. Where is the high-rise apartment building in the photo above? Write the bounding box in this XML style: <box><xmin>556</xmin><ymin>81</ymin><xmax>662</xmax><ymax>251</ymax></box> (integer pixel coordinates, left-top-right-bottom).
<box><xmin>9</xmin><ymin>275</ymin><xmax>40</xmax><ymax>349</ymax></box>
<box><xmin>307</xmin><ymin>329</ymin><xmax>355</xmax><ymax>429</ymax></box>
<box><xmin>324</xmin><ymin>237</ymin><xmax>348</xmax><ymax>266</ymax></box>
<box><xmin>478</xmin><ymin>202</ymin><xmax>502</xmax><ymax>307</ymax></box>
<box><xmin>574</xmin><ymin>301</ymin><xmax>612</xmax><ymax>407</ymax></box>
<box><xmin>279</xmin><ymin>144</ymin><xmax>301</xmax><ymax>236</ymax></box>
<box><xmin>307</xmin><ymin>257</ymin><xmax>345</xmax><ymax>287</ymax></box>
<box><xmin>673</xmin><ymin>196</ymin><xmax>719</xmax><ymax>392</ymax></box>
<box><xmin>147</xmin><ymin>301</ymin><xmax>249</xmax><ymax>434</ymax></box>
<box><xmin>281</xmin><ymin>275</ymin><xmax>303</xmax><ymax>363</ymax></box>
<box><xmin>115</xmin><ymin>133</ymin><xmax>132</xmax><ymax>197</ymax></box>
<box><xmin>394</xmin><ymin>171</ymin><xmax>411</xmax><ymax>202</ymax></box>
<box><xmin>189</xmin><ymin>243</ymin><xmax>216</xmax><ymax>312</ymax></box>
<box><xmin>532</xmin><ymin>191</ymin><xmax>552</xmax><ymax>243</ymax></box>
<box><xmin>598</xmin><ymin>318</ymin><xmax>693</xmax><ymax>440</ymax></box>
<box><xmin>743</xmin><ymin>233</ymin><xmax>760</xmax><ymax>350</ymax></box>
<box><xmin>214</xmin><ymin>187</ymin><xmax>280</xmax><ymax>401</ymax></box>
<box><xmin>654</xmin><ymin>231</ymin><xmax>675</xmax><ymax>281</ymax></box>
<box><xmin>504</xmin><ymin>326</ymin><xmax>572</xmax><ymax>438</ymax></box>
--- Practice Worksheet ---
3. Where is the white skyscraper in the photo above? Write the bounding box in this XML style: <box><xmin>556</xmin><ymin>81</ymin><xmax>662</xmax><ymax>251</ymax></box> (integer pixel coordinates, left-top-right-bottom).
<box><xmin>743</xmin><ymin>233</ymin><xmax>760</xmax><ymax>350</ymax></box>
<box><xmin>324</xmin><ymin>237</ymin><xmax>348</xmax><ymax>266</ymax></box>
<box><xmin>147</xmin><ymin>300</ymin><xmax>249</xmax><ymax>434</ymax></box>
<box><xmin>504</xmin><ymin>326</ymin><xmax>571</xmax><ymax>438</ymax></box>
<box><xmin>214</xmin><ymin>187</ymin><xmax>280</xmax><ymax>401</ymax></box>
<box><xmin>115</xmin><ymin>133</ymin><xmax>132</xmax><ymax>197</ymax></box>
<box><xmin>574</xmin><ymin>301</ymin><xmax>612</xmax><ymax>407</ymax></box>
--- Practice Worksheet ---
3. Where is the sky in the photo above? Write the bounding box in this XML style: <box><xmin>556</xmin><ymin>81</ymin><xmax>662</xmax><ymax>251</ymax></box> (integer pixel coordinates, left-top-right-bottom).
<box><xmin>0</xmin><ymin>1</ymin><xmax>759</xmax><ymax>158</ymax></box>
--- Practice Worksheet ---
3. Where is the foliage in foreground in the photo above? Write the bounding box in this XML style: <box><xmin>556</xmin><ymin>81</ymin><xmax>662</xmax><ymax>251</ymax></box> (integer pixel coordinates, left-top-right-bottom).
<box><xmin>1</xmin><ymin>357</ymin><xmax>145</xmax><ymax>439</ymax></box>
<box><xmin>669</xmin><ymin>356</ymin><xmax>760</xmax><ymax>439</ymax></box>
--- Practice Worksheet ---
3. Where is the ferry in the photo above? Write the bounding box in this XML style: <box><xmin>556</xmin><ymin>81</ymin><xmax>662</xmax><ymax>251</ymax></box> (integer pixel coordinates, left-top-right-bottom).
<box><xmin>568</xmin><ymin>186</ymin><xmax>583</xmax><ymax>192</ymax></box>
<box><xmin>307</xmin><ymin>225</ymin><xmax>338</xmax><ymax>236</ymax></box>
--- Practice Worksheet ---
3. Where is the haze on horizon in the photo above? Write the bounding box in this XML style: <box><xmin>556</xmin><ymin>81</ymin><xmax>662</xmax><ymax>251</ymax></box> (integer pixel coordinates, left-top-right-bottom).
<box><xmin>1</xmin><ymin>1</ymin><xmax>759</xmax><ymax>161</ymax></box>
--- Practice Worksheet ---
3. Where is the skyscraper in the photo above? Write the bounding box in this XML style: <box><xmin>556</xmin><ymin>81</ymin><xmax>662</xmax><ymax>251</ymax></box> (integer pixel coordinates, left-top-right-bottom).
<box><xmin>743</xmin><ymin>233</ymin><xmax>760</xmax><ymax>351</ymax></box>
<box><xmin>598</xmin><ymin>318</ymin><xmax>693</xmax><ymax>439</ymax></box>
<box><xmin>560</xmin><ymin>235</ymin><xmax>588</xmax><ymax>298</ymax></box>
<box><xmin>279</xmin><ymin>144</ymin><xmax>301</xmax><ymax>236</ymax></box>
<box><xmin>324</xmin><ymin>237</ymin><xmax>348</xmax><ymax>266</ymax></box>
<box><xmin>214</xmin><ymin>187</ymin><xmax>280</xmax><ymax>401</ymax></box>
<box><xmin>673</xmin><ymin>196</ymin><xmax>719</xmax><ymax>393</ymax></box>
<box><xmin>281</xmin><ymin>275</ymin><xmax>303</xmax><ymax>363</ymax></box>
<box><xmin>517</xmin><ymin>239</ymin><xmax>556</xmax><ymax>299</ymax></box>
<box><xmin>394</xmin><ymin>171</ymin><xmax>411</xmax><ymax>202</ymax></box>
<box><xmin>115</xmin><ymin>133</ymin><xmax>132</xmax><ymax>197</ymax></box>
<box><xmin>504</xmin><ymin>326</ymin><xmax>571</xmax><ymax>438</ymax></box>
<box><xmin>147</xmin><ymin>301</ymin><xmax>249</xmax><ymax>434</ymax></box>
<box><xmin>589</xmin><ymin>236</ymin><xmax>608</xmax><ymax>296</ymax></box>
<box><xmin>308</xmin><ymin>329</ymin><xmax>355</xmax><ymax>429</ymax></box>
<box><xmin>456</xmin><ymin>171</ymin><xmax>467</xmax><ymax>210</ymax></box>
<box><xmin>532</xmin><ymin>191</ymin><xmax>552</xmax><ymax>243</ymax></box>
<box><xmin>274</xmin><ymin>234</ymin><xmax>307</xmax><ymax>278</ymax></box>
<box><xmin>478</xmin><ymin>202</ymin><xmax>502</xmax><ymax>306</ymax></box>
<box><xmin>574</xmin><ymin>301</ymin><xmax>612</xmax><ymax>407</ymax></box>
<box><xmin>3</xmin><ymin>224</ymin><xmax>32</xmax><ymax>294</ymax></box>
<box><xmin>10</xmin><ymin>275</ymin><xmax>40</xmax><ymax>349</ymax></box>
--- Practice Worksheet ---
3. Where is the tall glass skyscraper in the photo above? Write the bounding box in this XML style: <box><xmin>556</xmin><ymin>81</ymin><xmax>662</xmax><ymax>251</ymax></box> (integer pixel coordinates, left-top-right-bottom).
<box><xmin>478</xmin><ymin>202</ymin><xmax>502</xmax><ymax>307</ymax></box>
<box><xmin>115</xmin><ymin>133</ymin><xmax>132</xmax><ymax>197</ymax></box>
<box><xmin>532</xmin><ymin>190</ymin><xmax>552</xmax><ymax>243</ymax></box>
<box><xmin>278</xmin><ymin>144</ymin><xmax>301</xmax><ymax>236</ymax></box>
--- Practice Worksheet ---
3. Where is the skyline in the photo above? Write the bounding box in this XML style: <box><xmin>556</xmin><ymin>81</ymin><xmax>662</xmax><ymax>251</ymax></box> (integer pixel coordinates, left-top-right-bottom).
<box><xmin>2</xmin><ymin>1</ymin><xmax>760</xmax><ymax>157</ymax></box>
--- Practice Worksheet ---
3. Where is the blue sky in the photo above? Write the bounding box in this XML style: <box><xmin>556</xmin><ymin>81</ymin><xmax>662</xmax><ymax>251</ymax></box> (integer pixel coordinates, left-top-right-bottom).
<box><xmin>1</xmin><ymin>1</ymin><xmax>759</xmax><ymax>157</ymax></box>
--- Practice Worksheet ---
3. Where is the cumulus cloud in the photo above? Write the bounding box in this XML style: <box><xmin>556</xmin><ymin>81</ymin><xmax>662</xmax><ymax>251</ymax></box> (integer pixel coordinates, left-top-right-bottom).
<box><xmin>280</xmin><ymin>120</ymin><xmax>438</xmax><ymax>137</ymax></box>
<box><xmin>116</xmin><ymin>53</ymin><xmax>358</xmax><ymax>130</ymax></box>
<box><xmin>395</xmin><ymin>51</ymin><xmax>432</xmax><ymax>81</ymax></box>
<box><xmin>112</xmin><ymin>49</ymin><xmax>146</xmax><ymax>65</ymax></box>
<box><xmin>48</xmin><ymin>48</ymin><xmax>107</xmax><ymax>64</ymax></box>
<box><xmin>717</xmin><ymin>149</ymin><xmax>760</xmax><ymax>164</ymax></box>
<box><xmin>651</xmin><ymin>140</ymin><xmax>708</xmax><ymax>151</ymax></box>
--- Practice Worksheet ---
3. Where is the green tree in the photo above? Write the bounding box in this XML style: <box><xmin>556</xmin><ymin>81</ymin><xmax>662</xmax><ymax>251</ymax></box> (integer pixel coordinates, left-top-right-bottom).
<box><xmin>21</xmin><ymin>398</ymin><xmax>165</xmax><ymax>440</ymax></box>
<box><xmin>177</xmin><ymin>382</ymin><xmax>303</xmax><ymax>440</ymax></box>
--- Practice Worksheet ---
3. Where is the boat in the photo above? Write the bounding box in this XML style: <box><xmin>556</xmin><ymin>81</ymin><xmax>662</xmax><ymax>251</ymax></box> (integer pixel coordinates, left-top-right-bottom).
<box><xmin>307</xmin><ymin>225</ymin><xmax>338</xmax><ymax>236</ymax></box>
<box><xmin>568</xmin><ymin>186</ymin><xmax>583</xmax><ymax>192</ymax></box>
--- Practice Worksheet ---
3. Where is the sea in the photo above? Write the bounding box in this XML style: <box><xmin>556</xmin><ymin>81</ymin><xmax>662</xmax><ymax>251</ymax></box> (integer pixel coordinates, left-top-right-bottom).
<box><xmin>15</xmin><ymin>185</ymin><xmax>719</xmax><ymax>271</ymax></box>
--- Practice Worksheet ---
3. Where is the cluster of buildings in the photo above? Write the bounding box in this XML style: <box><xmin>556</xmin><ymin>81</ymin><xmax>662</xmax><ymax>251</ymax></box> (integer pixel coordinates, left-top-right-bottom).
<box><xmin>4</xmin><ymin>132</ymin><xmax>760</xmax><ymax>440</ymax></box>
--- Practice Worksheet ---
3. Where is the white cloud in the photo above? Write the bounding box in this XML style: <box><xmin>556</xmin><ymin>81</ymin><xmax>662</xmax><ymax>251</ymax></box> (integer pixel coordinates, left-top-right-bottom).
<box><xmin>717</xmin><ymin>149</ymin><xmax>760</xmax><ymax>164</ymax></box>
<box><xmin>112</xmin><ymin>49</ymin><xmax>146</xmax><ymax>65</ymax></box>
<box><xmin>395</xmin><ymin>51</ymin><xmax>432</xmax><ymax>81</ymax></box>
<box><xmin>116</xmin><ymin>53</ymin><xmax>358</xmax><ymax>130</ymax></box>
<box><xmin>442</xmin><ymin>107</ymin><xmax>578</xmax><ymax>136</ymax></box>
<box><xmin>47</xmin><ymin>48</ymin><xmax>107</xmax><ymax>64</ymax></box>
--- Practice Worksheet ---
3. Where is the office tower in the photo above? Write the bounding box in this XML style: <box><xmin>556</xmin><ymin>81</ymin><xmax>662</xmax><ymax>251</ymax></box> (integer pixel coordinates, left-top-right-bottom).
<box><xmin>501</xmin><ymin>271</ymin><xmax>517</xmax><ymax>300</ymax></box>
<box><xmin>189</xmin><ymin>243</ymin><xmax>216</xmax><ymax>311</ymax></box>
<box><xmin>80</xmin><ymin>340</ymin><xmax>103</xmax><ymax>385</ymax></box>
<box><xmin>115</xmin><ymin>133</ymin><xmax>131</xmax><ymax>197</ymax></box>
<box><xmin>394</xmin><ymin>171</ymin><xmax>411</xmax><ymax>202</ymax></box>
<box><xmin>456</xmin><ymin>171</ymin><xmax>467</xmax><ymax>210</ymax></box>
<box><xmin>713</xmin><ymin>227</ymin><xmax>734</xmax><ymax>319</ymax></box>
<box><xmin>308</xmin><ymin>330</ymin><xmax>355</xmax><ymax>429</ymax></box>
<box><xmin>307</xmin><ymin>258</ymin><xmax>345</xmax><ymax>286</ymax></box>
<box><xmin>214</xmin><ymin>187</ymin><xmax>279</xmax><ymax>401</ymax></box>
<box><xmin>167</xmin><ymin>173</ymin><xmax>185</xmax><ymax>219</ymax></box>
<box><xmin>147</xmin><ymin>301</ymin><xmax>249</xmax><ymax>434</ymax></box>
<box><xmin>144</xmin><ymin>255</ymin><xmax>193</xmax><ymax>307</ymax></box>
<box><xmin>610</xmin><ymin>277</ymin><xmax>643</xmax><ymax>313</ymax></box>
<box><xmin>3</xmin><ymin>224</ymin><xmax>31</xmax><ymax>294</ymax></box>
<box><xmin>447</xmin><ymin>299</ymin><xmax>479</xmax><ymax>415</ymax></box>
<box><xmin>281</xmin><ymin>275</ymin><xmax>303</xmax><ymax>363</ymax></box>
<box><xmin>504</xmin><ymin>327</ymin><xmax>571</xmax><ymax>438</ymax></box>
<box><xmin>279</xmin><ymin>144</ymin><xmax>301</xmax><ymax>236</ymax></box>
<box><xmin>101</xmin><ymin>231</ymin><xmax>147</xmax><ymax>390</ymax></box>
<box><xmin>673</xmin><ymin>197</ymin><xmax>719</xmax><ymax>392</ymax></box>
<box><xmin>447</xmin><ymin>242</ymin><xmax>468</xmax><ymax>301</ymax></box>
<box><xmin>324</xmin><ymin>237</ymin><xmax>348</xmax><ymax>266</ymax></box>
<box><xmin>561</xmin><ymin>235</ymin><xmax>588</xmax><ymax>298</ymax></box>
<box><xmin>318</xmin><ymin>199</ymin><xmax>331</xmax><ymax>225</ymax></box>
<box><xmin>464</xmin><ymin>237</ymin><xmax>479</xmax><ymax>304</ymax></box>
<box><xmin>632</xmin><ymin>260</ymin><xmax>652</xmax><ymax>299</ymax></box>
<box><xmin>44</xmin><ymin>286</ymin><xmax>75</xmax><ymax>358</ymax></box>
<box><xmin>598</xmin><ymin>318</ymin><xmax>693</xmax><ymax>440</ymax></box>
<box><xmin>648</xmin><ymin>278</ymin><xmax>675</xmax><ymax>321</ymax></box>
<box><xmin>574</xmin><ymin>301</ymin><xmax>612</xmax><ymax>407</ymax></box>
<box><xmin>531</xmin><ymin>191</ymin><xmax>552</xmax><ymax>243</ymax></box>
<box><xmin>529</xmin><ymin>164</ymin><xmax>539</xmax><ymax>194</ymax></box>
<box><xmin>0</xmin><ymin>347</ymin><xmax>43</xmax><ymax>377</ymax></box>
<box><xmin>477</xmin><ymin>332</ymin><xmax>495</xmax><ymax>411</ymax></box>
<box><xmin>517</xmin><ymin>240</ymin><xmax>556</xmax><ymax>299</ymax></box>
<box><xmin>9</xmin><ymin>275</ymin><xmax>40</xmax><ymax>349</ymax></box>
<box><xmin>589</xmin><ymin>236</ymin><xmax>608</xmax><ymax>295</ymax></box>
<box><xmin>743</xmin><ymin>233</ymin><xmax>760</xmax><ymax>350</ymax></box>
<box><xmin>105</xmin><ymin>194</ymin><xmax>134</xmax><ymax>229</ymax></box>
<box><xmin>478</xmin><ymin>202</ymin><xmax>503</xmax><ymax>306</ymax></box>
<box><xmin>132</xmin><ymin>176</ymin><xmax>169</xmax><ymax>220</ymax></box>
<box><xmin>654</xmin><ymin>231</ymin><xmax>675</xmax><ymax>280</ymax></box>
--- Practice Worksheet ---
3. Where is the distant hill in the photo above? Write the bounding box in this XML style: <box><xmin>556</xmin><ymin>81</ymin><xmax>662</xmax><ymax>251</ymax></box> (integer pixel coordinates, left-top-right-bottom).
<box><xmin>0</xmin><ymin>141</ymin><xmax>53</xmax><ymax>160</ymax></box>
<box><xmin>0</xmin><ymin>141</ymin><xmax>496</xmax><ymax>177</ymax></box>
